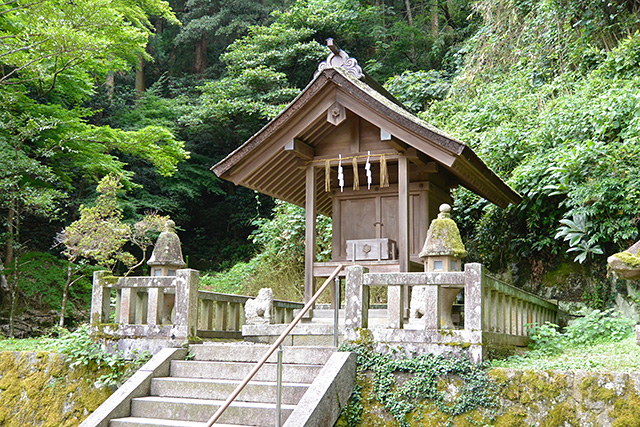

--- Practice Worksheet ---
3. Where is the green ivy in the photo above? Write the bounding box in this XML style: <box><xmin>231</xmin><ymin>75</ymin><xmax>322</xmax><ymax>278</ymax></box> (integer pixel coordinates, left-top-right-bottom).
<box><xmin>339</xmin><ymin>342</ymin><xmax>498</xmax><ymax>426</ymax></box>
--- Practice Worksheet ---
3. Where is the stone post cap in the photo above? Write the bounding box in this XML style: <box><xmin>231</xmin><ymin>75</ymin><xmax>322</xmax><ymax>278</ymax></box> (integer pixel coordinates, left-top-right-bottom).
<box><xmin>419</xmin><ymin>204</ymin><xmax>467</xmax><ymax>260</ymax></box>
<box><xmin>438</xmin><ymin>204</ymin><xmax>451</xmax><ymax>219</ymax></box>
<box><xmin>608</xmin><ymin>239</ymin><xmax>640</xmax><ymax>280</ymax></box>
<box><xmin>147</xmin><ymin>220</ymin><xmax>186</xmax><ymax>268</ymax></box>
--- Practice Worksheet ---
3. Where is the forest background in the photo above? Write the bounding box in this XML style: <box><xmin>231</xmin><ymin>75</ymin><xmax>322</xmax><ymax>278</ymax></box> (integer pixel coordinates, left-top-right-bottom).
<box><xmin>1</xmin><ymin>0</ymin><xmax>640</xmax><ymax>335</ymax></box>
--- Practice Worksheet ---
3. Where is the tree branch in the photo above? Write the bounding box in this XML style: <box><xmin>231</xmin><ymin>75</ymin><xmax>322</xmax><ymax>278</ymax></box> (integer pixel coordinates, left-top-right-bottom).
<box><xmin>0</xmin><ymin>0</ymin><xmax>46</xmax><ymax>17</ymax></box>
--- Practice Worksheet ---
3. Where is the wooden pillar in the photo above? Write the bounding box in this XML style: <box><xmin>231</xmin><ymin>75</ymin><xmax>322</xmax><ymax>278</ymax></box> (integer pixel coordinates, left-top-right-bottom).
<box><xmin>398</xmin><ymin>156</ymin><xmax>410</xmax><ymax>315</ymax></box>
<box><xmin>305</xmin><ymin>165</ymin><xmax>317</xmax><ymax>309</ymax></box>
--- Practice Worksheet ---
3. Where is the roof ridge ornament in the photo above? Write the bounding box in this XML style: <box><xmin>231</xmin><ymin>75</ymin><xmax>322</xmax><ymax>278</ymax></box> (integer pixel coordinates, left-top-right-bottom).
<box><xmin>314</xmin><ymin>38</ymin><xmax>364</xmax><ymax>80</ymax></box>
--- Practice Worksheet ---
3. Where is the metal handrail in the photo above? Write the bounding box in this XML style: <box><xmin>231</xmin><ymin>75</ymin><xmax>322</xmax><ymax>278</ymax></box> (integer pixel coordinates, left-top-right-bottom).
<box><xmin>205</xmin><ymin>264</ymin><xmax>344</xmax><ymax>426</ymax></box>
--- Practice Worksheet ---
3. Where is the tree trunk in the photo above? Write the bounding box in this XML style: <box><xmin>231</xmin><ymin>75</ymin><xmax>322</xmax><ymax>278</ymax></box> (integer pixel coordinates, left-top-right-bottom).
<box><xmin>59</xmin><ymin>261</ymin><xmax>73</xmax><ymax>328</ymax></box>
<box><xmin>194</xmin><ymin>34</ymin><xmax>207</xmax><ymax>75</ymax></box>
<box><xmin>6</xmin><ymin>196</ymin><xmax>17</xmax><ymax>338</ymax></box>
<box><xmin>9</xmin><ymin>256</ymin><xmax>17</xmax><ymax>337</ymax></box>
<box><xmin>430</xmin><ymin>0</ymin><xmax>439</xmax><ymax>37</ymax></box>
<box><xmin>105</xmin><ymin>73</ymin><xmax>115</xmax><ymax>103</ymax></box>
<box><xmin>135</xmin><ymin>56</ymin><xmax>145</xmax><ymax>98</ymax></box>
<box><xmin>404</xmin><ymin>0</ymin><xmax>413</xmax><ymax>26</ymax></box>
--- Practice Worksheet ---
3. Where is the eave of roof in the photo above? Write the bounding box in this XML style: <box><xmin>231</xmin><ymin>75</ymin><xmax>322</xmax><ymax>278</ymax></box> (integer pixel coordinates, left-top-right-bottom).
<box><xmin>212</xmin><ymin>67</ymin><xmax>522</xmax><ymax>209</ymax></box>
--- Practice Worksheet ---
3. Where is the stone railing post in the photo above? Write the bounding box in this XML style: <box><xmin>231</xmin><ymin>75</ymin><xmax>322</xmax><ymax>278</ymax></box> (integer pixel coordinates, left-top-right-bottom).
<box><xmin>344</xmin><ymin>266</ymin><xmax>369</xmax><ymax>330</ymax></box>
<box><xmin>423</xmin><ymin>285</ymin><xmax>440</xmax><ymax>330</ymax></box>
<box><xmin>91</xmin><ymin>270</ymin><xmax>111</xmax><ymax>325</ymax></box>
<box><xmin>464</xmin><ymin>263</ymin><xmax>483</xmax><ymax>332</ymax></box>
<box><xmin>172</xmin><ymin>269</ymin><xmax>199</xmax><ymax>339</ymax></box>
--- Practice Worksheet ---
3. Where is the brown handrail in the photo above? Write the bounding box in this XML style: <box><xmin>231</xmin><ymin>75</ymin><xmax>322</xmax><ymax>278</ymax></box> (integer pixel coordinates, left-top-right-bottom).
<box><xmin>205</xmin><ymin>264</ymin><xmax>344</xmax><ymax>426</ymax></box>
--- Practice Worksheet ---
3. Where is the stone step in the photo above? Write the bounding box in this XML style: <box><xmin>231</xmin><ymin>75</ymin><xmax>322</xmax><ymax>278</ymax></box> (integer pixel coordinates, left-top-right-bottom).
<box><xmin>170</xmin><ymin>360</ymin><xmax>322</xmax><ymax>383</ymax></box>
<box><xmin>110</xmin><ymin>417</ymin><xmax>248</xmax><ymax>427</ymax></box>
<box><xmin>150</xmin><ymin>377</ymin><xmax>308</xmax><ymax>405</ymax></box>
<box><xmin>130</xmin><ymin>396</ymin><xmax>295</xmax><ymax>426</ymax></box>
<box><xmin>189</xmin><ymin>343</ymin><xmax>334</xmax><ymax>364</ymax></box>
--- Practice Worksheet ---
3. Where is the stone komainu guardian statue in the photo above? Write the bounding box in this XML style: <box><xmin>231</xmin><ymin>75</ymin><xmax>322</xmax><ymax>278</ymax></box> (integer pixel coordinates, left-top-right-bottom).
<box><xmin>245</xmin><ymin>288</ymin><xmax>273</xmax><ymax>325</ymax></box>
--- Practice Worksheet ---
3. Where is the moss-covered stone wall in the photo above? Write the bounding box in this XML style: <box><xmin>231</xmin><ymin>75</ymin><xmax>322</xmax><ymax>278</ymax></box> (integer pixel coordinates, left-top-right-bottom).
<box><xmin>0</xmin><ymin>352</ymin><xmax>113</xmax><ymax>427</ymax></box>
<box><xmin>345</xmin><ymin>368</ymin><xmax>640</xmax><ymax>426</ymax></box>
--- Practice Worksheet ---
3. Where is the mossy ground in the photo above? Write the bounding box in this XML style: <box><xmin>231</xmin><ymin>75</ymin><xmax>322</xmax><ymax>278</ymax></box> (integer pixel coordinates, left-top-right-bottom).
<box><xmin>0</xmin><ymin>351</ymin><xmax>113</xmax><ymax>427</ymax></box>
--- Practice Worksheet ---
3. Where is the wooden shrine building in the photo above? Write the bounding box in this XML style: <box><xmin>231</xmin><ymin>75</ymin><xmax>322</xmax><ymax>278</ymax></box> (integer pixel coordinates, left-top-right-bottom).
<box><xmin>212</xmin><ymin>40</ymin><xmax>521</xmax><ymax>307</ymax></box>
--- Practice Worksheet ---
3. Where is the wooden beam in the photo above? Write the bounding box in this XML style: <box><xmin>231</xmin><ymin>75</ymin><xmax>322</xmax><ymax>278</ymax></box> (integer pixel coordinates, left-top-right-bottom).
<box><xmin>305</xmin><ymin>165</ymin><xmax>317</xmax><ymax>310</ymax></box>
<box><xmin>336</xmin><ymin>91</ymin><xmax>457</xmax><ymax>167</ymax></box>
<box><xmin>284</xmin><ymin>138</ymin><xmax>314</xmax><ymax>160</ymax></box>
<box><xmin>398</xmin><ymin>156</ymin><xmax>410</xmax><ymax>318</ymax></box>
<box><xmin>405</xmin><ymin>148</ymin><xmax>438</xmax><ymax>172</ymax></box>
<box><xmin>351</xmin><ymin>117</ymin><xmax>360</xmax><ymax>153</ymax></box>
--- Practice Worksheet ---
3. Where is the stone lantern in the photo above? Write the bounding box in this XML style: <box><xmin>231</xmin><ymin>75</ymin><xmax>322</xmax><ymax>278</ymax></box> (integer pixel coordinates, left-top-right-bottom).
<box><xmin>415</xmin><ymin>204</ymin><xmax>467</xmax><ymax>328</ymax></box>
<box><xmin>147</xmin><ymin>220</ymin><xmax>186</xmax><ymax>277</ymax></box>
<box><xmin>147</xmin><ymin>220</ymin><xmax>186</xmax><ymax>323</ymax></box>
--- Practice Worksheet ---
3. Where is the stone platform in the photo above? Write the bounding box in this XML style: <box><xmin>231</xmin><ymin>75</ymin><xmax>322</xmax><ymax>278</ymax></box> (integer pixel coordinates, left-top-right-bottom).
<box><xmin>242</xmin><ymin>308</ymin><xmax>389</xmax><ymax>346</ymax></box>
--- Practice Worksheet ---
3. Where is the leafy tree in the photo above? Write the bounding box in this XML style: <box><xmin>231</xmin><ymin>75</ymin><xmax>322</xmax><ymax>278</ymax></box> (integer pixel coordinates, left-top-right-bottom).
<box><xmin>55</xmin><ymin>175</ymin><xmax>167</xmax><ymax>326</ymax></box>
<box><xmin>0</xmin><ymin>0</ymin><xmax>189</xmax><ymax>322</ymax></box>
<box><xmin>422</xmin><ymin>10</ymin><xmax>640</xmax><ymax>283</ymax></box>
<box><xmin>174</xmin><ymin>0</ymin><xmax>278</xmax><ymax>75</ymax></box>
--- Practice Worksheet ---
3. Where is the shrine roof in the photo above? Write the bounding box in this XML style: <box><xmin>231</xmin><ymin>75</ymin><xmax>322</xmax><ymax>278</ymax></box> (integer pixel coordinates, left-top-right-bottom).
<box><xmin>212</xmin><ymin>48</ymin><xmax>521</xmax><ymax>215</ymax></box>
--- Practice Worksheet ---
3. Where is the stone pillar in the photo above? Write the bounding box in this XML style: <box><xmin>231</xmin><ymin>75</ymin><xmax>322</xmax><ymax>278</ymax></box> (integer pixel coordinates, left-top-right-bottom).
<box><xmin>344</xmin><ymin>265</ymin><xmax>369</xmax><ymax>330</ymax></box>
<box><xmin>147</xmin><ymin>288</ymin><xmax>165</xmax><ymax>325</ymax></box>
<box><xmin>464</xmin><ymin>263</ymin><xmax>483</xmax><ymax>331</ymax></box>
<box><xmin>172</xmin><ymin>269</ymin><xmax>199</xmax><ymax>339</ymax></box>
<box><xmin>387</xmin><ymin>285</ymin><xmax>404</xmax><ymax>329</ymax></box>
<box><xmin>90</xmin><ymin>270</ymin><xmax>111</xmax><ymax>325</ymax></box>
<box><xmin>119</xmin><ymin>288</ymin><xmax>135</xmax><ymax>324</ymax></box>
<box><xmin>423</xmin><ymin>285</ymin><xmax>439</xmax><ymax>329</ymax></box>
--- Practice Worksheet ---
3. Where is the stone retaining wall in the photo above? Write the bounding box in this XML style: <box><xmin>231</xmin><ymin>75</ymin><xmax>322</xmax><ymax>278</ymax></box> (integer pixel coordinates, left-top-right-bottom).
<box><xmin>0</xmin><ymin>352</ymin><xmax>113</xmax><ymax>427</ymax></box>
<box><xmin>340</xmin><ymin>368</ymin><xmax>640</xmax><ymax>426</ymax></box>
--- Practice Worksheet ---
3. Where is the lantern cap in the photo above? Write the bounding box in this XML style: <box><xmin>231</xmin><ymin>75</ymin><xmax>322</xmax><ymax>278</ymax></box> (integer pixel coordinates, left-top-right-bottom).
<box><xmin>147</xmin><ymin>220</ymin><xmax>186</xmax><ymax>268</ymax></box>
<box><xmin>419</xmin><ymin>204</ymin><xmax>467</xmax><ymax>260</ymax></box>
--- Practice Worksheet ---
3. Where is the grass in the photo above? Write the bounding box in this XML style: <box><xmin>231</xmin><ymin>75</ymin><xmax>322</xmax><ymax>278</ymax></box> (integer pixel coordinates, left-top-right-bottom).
<box><xmin>490</xmin><ymin>334</ymin><xmax>640</xmax><ymax>373</ymax></box>
<box><xmin>0</xmin><ymin>336</ymin><xmax>56</xmax><ymax>352</ymax></box>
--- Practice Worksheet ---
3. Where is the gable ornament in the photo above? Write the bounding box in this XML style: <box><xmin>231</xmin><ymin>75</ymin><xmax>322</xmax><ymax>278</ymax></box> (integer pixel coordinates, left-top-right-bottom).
<box><xmin>314</xmin><ymin>38</ymin><xmax>364</xmax><ymax>80</ymax></box>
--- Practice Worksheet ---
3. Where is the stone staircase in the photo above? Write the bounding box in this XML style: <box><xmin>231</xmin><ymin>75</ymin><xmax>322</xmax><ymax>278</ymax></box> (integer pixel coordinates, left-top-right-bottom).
<box><xmin>108</xmin><ymin>343</ymin><xmax>337</xmax><ymax>427</ymax></box>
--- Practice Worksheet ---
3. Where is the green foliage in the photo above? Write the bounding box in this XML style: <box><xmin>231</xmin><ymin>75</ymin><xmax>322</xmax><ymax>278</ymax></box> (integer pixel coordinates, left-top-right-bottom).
<box><xmin>55</xmin><ymin>324</ymin><xmax>150</xmax><ymax>387</ymax></box>
<box><xmin>339</xmin><ymin>342</ymin><xmax>498</xmax><ymax>427</ymax></box>
<box><xmin>527</xmin><ymin>322</ymin><xmax>565</xmax><ymax>355</ymax></box>
<box><xmin>385</xmin><ymin>70</ymin><xmax>451</xmax><ymax>113</ymax></box>
<box><xmin>14</xmin><ymin>252</ymin><xmax>97</xmax><ymax>315</ymax></box>
<box><xmin>527</xmin><ymin>309</ymin><xmax>634</xmax><ymax>357</ymax></box>
<box><xmin>250</xmin><ymin>200</ymin><xmax>331</xmax><ymax>264</ymax></box>
<box><xmin>565</xmin><ymin>309</ymin><xmax>635</xmax><ymax>345</ymax></box>
<box><xmin>201</xmin><ymin>200</ymin><xmax>331</xmax><ymax>300</ymax></box>
<box><xmin>0</xmin><ymin>0</ymin><xmax>177</xmax><ymax>99</ymax></box>
<box><xmin>423</xmin><ymin>28</ymin><xmax>640</xmax><ymax>272</ymax></box>
<box><xmin>60</xmin><ymin>175</ymin><xmax>133</xmax><ymax>271</ymax></box>
<box><xmin>555</xmin><ymin>213</ymin><xmax>603</xmax><ymax>263</ymax></box>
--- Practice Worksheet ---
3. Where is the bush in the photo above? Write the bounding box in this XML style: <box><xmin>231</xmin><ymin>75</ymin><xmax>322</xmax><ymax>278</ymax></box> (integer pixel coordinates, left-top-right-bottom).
<box><xmin>55</xmin><ymin>325</ymin><xmax>149</xmax><ymax>387</ymax></box>
<box><xmin>15</xmin><ymin>252</ymin><xmax>99</xmax><ymax>317</ymax></box>
<box><xmin>201</xmin><ymin>200</ymin><xmax>332</xmax><ymax>301</ymax></box>
<box><xmin>528</xmin><ymin>309</ymin><xmax>634</xmax><ymax>353</ymax></box>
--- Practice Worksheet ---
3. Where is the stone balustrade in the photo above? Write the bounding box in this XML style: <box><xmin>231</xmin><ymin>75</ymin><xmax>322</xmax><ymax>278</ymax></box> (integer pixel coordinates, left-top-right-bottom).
<box><xmin>343</xmin><ymin>263</ymin><xmax>558</xmax><ymax>363</ymax></box>
<box><xmin>90</xmin><ymin>269</ymin><xmax>199</xmax><ymax>343</ymax></box>
<box><xmin>91</xmin><ymin>269</ymin><xmax>304</xmax><ymax>347</ymax></box>
<box><xmin>197</xmin><ymin>290</ymin><xmax>302</xmax><ymax>339</ymax></box>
